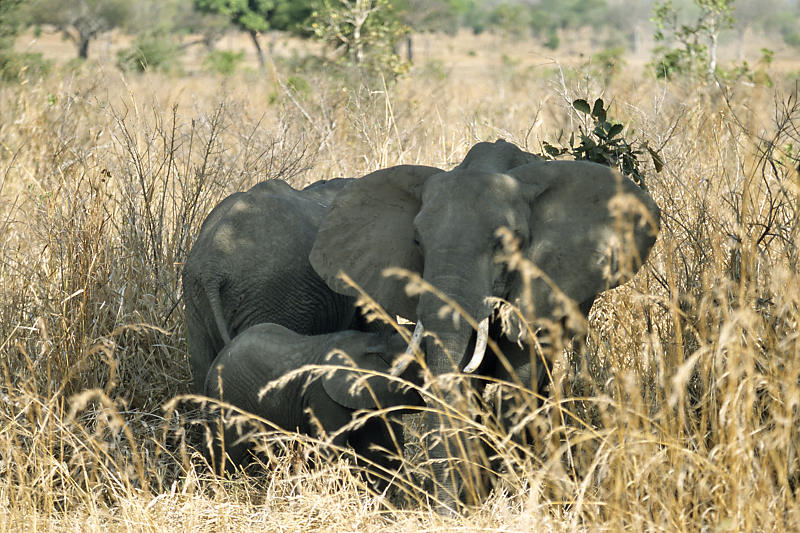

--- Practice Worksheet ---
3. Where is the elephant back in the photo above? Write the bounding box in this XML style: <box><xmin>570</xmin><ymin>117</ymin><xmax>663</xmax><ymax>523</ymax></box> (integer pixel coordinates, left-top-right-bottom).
<box><xmin>183</xmin><ymin>179</ymin><xmax>360</xmax><ymax>393</ymax></box>
<box><xmin>300</xmin><ymin>177</ymin><xmax>355</xmax><ymax>206</ymax></box>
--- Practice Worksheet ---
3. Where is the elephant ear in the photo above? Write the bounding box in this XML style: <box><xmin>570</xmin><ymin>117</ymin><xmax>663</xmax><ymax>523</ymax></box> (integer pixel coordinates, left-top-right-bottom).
<box><xmin>508</xmin><ymin>160</ymin><xmax>660</xmax><ymax>319</ymax></box>
<box><xmin>321</xmin><ymin>348</ymin><xmax>420</xmax><ymax>411</ymax></box>
<box><xmin>310</xmin><ymin>165</ymin><xmax>443</xmax><ymax>320</ymax></box>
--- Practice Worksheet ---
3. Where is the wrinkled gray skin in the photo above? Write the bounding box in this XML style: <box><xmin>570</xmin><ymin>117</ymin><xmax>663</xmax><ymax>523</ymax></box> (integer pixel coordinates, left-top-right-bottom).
<box><xmin>204</xmin><ymin>323</ymin><xmax>423</xmax><ymax>487</ymax></box>
<box><xmin>310</xmin><ymin>139</ymin><xmax>660</xmax><ymax>512</ymax></box>
<box><xmin>183</xmin><ymin>178</ymin><xmax>381</xmax><ymax>393</ymax></box>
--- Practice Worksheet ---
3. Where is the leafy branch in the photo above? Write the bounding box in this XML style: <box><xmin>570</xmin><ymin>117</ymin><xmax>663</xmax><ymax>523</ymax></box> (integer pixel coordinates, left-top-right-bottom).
<box><xmin>542</xmin><ymin>98</ymin><xmax>663</xmax><ymax>189</ymax></box>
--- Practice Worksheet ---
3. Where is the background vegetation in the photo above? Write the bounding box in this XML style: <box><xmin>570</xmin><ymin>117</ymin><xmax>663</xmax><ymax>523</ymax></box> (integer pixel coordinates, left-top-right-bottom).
<box><xmin>2</xmin><ymin>0</ymin><xmax>800</xmax><ymax>530</ymax></box>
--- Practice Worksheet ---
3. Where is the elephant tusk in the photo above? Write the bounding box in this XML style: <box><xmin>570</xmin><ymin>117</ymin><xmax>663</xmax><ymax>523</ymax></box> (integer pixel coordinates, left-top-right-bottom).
<box><xmin>462</xmin><ymin>317</ymin><xmax>489</xmax><ymax>373</ymax></box>
<box><xmin>404</xmin><ymin>321</ymin><xmax>424</xmax><ymax>354</ymax></box>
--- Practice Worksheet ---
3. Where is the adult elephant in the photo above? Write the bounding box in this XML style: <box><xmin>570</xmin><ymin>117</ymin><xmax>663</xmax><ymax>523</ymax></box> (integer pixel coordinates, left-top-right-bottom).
<box><xmin>181</xmin><ymin>177</ymin><xmax>434</xmax><ymax>393</ymax></box>
<box><xmin>182</xmin><ymin>141</ymin><xmax>537</xmax><ymax>394</ymax></box>
<box><xmin>205</xmin><ymin>323</ymin><xmax>423</xmax><ymax>487</ymax></box>
<box><xmin>309</xmin><ymin>142</ymin><xmax>660</xmax><ymax>511</ymax></box>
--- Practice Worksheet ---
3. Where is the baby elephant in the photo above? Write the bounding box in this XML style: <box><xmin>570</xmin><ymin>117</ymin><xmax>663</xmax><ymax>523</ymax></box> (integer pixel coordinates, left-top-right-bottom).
<box><xmin>204</xmin><ymin>323</ymin><xmax>423</xmax><ymax>486</ymax></box>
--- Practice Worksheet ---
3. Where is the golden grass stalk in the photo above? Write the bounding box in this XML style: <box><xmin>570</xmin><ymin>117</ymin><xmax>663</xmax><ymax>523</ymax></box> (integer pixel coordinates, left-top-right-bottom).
<box><xmin>1</xmin><ymin>53</ymin><xmax>800</xmax><ymax>530</ymax></box>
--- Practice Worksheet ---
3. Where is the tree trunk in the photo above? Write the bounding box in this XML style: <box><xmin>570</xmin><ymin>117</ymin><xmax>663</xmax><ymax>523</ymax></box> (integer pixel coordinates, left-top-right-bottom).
<box><xmin>249</xmin><ymin>30</ymin><xmax>266</xmax><ymax>71</ymax></box>
<box><xmin>707</xmin><ymin>15</ymin><xmax>720</xmax><ymax>77</ymax></box>
<box><xmin>353</xmin><ymin>24</ymin><xmax>363</xmax><ymax>65</ymax></box>
<box><xmin>78</xmin><ymin>33</ymin><xmax>90</xmax><ymax>60</ymax></box>
<box><xmin>406</xmin><ymin>35</ymin><xmax>413</xmax><ymax>63</ymax></box>
<box><xmin>708</xmin><ymin>34</ymin><xmax>717</xmax><ymax>76</ymax></box>
<box><xmin>630</xmin><ymin>25</ymin><xmax>640</xmax><ymax>55</ymax></box>
<box><xmin>736</xmin><ymin>26</ymin><xmax>748</xmax><ymax>61</ymax></box>
<box><xmin>708</xmin><ymin>32</ymin><xmax>717</xmax><ymax>76</ymax></box>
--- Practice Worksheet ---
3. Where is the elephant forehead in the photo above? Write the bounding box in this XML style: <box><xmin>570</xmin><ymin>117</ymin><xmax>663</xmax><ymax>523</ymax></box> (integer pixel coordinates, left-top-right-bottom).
<box><xmin>418</xmin><ymin>172</ymin><xmax>528</xmax><ymax>231</ymax></box>
<box><xmin>424</xmin><ymin>170</ymin><xmax>522</xmax><ymax>200</ymax></box>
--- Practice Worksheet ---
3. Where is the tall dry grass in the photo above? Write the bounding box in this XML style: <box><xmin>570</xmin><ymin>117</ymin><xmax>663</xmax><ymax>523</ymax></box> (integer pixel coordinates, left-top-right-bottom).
<box><xmin>1</xmin><ymin>40</ymin><xmax>800</xmax><ymax>531</ymax></box>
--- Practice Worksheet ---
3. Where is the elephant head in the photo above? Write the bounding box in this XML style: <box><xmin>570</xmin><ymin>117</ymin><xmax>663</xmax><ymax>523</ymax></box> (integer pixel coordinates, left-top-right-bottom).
<box><xmin>309</xmin><ymin>140</ymin><xmax>660</xmax><ymax>509</ymax></box>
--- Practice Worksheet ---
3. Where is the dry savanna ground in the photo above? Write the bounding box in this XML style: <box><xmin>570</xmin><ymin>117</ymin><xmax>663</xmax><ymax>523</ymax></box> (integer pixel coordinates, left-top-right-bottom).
<box><xmin>2</xmin><ymin>28</ymin><xmax>800</xmax><ymax>531</ymax></box>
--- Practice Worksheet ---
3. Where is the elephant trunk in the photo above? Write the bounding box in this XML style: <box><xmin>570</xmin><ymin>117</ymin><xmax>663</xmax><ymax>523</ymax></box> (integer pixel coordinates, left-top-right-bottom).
<box><xmin>421</xmin><ymin>321</ymin><xmax>486</xmax><ymax>513</ymax></box>
<box><xmin>416</xmin><ymin>247</ymin><xmax>494</xmax><ymax>369</ymax></box>
<box><xmin>422</xmin><ymin>329</ymin><xmax>472</xmax><ymax>512</ymax></box>
<box><xmin>409</xmin><ymin>317</ymin><xmax>489</xmax><ymax>373</ymax></box>
<box><xmin>416</xmin><ymin>271</ymin><xmax>493</xmax><ymax>511</ymax></box>
<box><xmin>417</xmin><ymin>276</ymin><xmax>491</xmax><ymax>375</ymax></box>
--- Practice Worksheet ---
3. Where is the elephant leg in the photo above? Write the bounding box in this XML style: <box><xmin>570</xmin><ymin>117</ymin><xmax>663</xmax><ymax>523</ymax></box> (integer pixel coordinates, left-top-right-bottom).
<box><xmin>204</xmin><ymin>409</ymin><xmax>261</xmax><ymax>474</ymax></box>
<box><xmin>461</xmin><ymin>335</ymin><xmax>545</xmax><ymax>503</ymax></box>
<box><xmin>186</xmin><ymin>306</ymin><xmax>223</xmax><ymax>393</ymax></box>
<box><xmin>423</xmin><ymin>333</ymin><xmax>497</xmax><ymax>513</ymax></box>
<box><xmin>424</xmin><ymin>335</ymin><xmax>551</xmax><ymax>511</ymax></box>
<box><xmin>478</xmin><ymin>336</ymin><xmax>555</xmax><ymax>494</ymax></box>
<box><xmin>305</xmin><ymin>384</ymin><xmax>360</xmax><ymax>468</ymax></box>
<box><xmin>349</xmin><ymin>416</ymin><xmax>406</xmax><ymax>493</ymax></box>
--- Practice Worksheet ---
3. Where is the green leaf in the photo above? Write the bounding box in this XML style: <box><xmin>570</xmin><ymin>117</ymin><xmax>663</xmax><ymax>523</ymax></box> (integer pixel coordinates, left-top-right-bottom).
<box><xmin>608</xmin><ymin>123</ymin><xmax>623</xmax><ymax>138</ymax></box>
<box><xmin>593</xmin><ymin>126</ymin><xmax>607</xmax><ymax>139</ymax></box>
<box><xmin>543</xmin><ymin>142</ymin><xmax>563</xmax><ymax>157</ymax></box>
<box><xmin>579</xmin><ymin>136</ymin><xmax>597</xmax><ymax>154</ymax></box>
<box><xmin>592</xmin><ymin>98</ymin><xmax>605</xmax><ymax>119</ymax></box>
<box><xmin>573</xmin><ymin>99</ymin><xmax>591</xmax><ymax>114</ymax></box>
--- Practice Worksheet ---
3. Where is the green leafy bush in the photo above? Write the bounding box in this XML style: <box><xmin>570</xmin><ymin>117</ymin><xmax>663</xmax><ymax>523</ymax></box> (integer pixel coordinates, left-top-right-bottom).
<box><xmin>287</xmin><ymin>75</ymin><xmax>310</xmax><ymax>95</ymax></box>
<box><xmin>117</xmin><ymin>34</ymin><xmax>181</xmax><ymax>73</ymax></box>
<box><xmin>487</xmin><ymin>2</ymin><xmax>531</xmax><ymax>38</ymax></box>
<box><xmin>764</xmin><ymin>9</ymin><xmax>800</xmax><ymax>49</ymax></box>
<box><xmin>652</xmin><ymin>46</ymin><xmax>699</xmax><ymax>79</ymax></box>
<box><xmin>592</xmin><ymin>46</ymin><xmax>626</xmax><ymax>83</ymax></box>
<box><xmin>203</xmin><ymin>49</ymin><xmax>244</xmax><ymax>75</ymax></box>
<box><xmin>311</xmin><ymin>0</ymin><xmax>410</xmax><ymax>81</ymax></box>
<box><xmin>542</xmin><ymin>98</ymin><xmax>660</xmax><ymax>188</ymax></box>
<box><xmin>0</xmin><ymin>50</ymin><xmax>51</xmax><ymax>82</ymax></box>
<box><xmin>543</xmin><ymin>28</ymin><xmax>559</xmax><ymax>50</ymax></box>
<box><xmin>783</xmin><ymin>30</ymin><xmax>800</xmax><ymax>49</ymax></box>
<box><xmin>716</xmin><ymin>48</ymin><xmax>774</xmax><ymax>88</ymax></box>
<box><xmin>650</xmin><ymin>0</ymin><xmax>734</xmax><ymax>80</ymax></box>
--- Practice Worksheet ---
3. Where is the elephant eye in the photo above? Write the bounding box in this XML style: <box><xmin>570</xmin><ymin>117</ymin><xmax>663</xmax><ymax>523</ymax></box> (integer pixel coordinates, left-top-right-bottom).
<box><xmin>491</xmin><ymin>235</ymin><xmax>506</xmax><ymax>253</ymax></box>
<box><xmin>492</xmin><ymin>230</ymin><xmax>524</xmax><ymax>253</ymax></box>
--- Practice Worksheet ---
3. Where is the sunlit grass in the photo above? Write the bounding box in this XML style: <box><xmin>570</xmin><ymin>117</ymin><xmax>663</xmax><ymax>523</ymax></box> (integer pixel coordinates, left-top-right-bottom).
<box><xmin>1</xmin><ymin>33</ymin><xmax>800</xmax><ymax>530</ymax></box>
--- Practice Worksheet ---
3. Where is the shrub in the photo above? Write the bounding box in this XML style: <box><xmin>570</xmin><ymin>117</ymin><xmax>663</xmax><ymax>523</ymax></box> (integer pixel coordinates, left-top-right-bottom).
<box><xmin>650</xmin><ymin>0</ymin><xmax>734</xmax><ymax>80</ymax></box>
<box><xmin>117</xmin><ymin>33</ymin><xmax>181</xmax><ymax>73</ymax></box>
<box><xmin>592</xmin><ymin>46</ymin><xmax>626</xmax><ymax>83</ymax></box>
<box><xmin>543</xmin><ymin>27</ymin><xmax>559</xmax><ymax>50</ymax></box>
<box><xmin>0</xmin><ymin>50</ymin><xmax>50</xmax><ymax>82</ymax></box>
<box><xmin>542</xmin><ymin>98</ymin><xmax>658</xmax><ymax>188</ymax></box>
<box><xmin>202</xmin><ymin>49</ymin><xmax>244</xmax><ymax>75</ymax></box>
<box><xmin>311</xmin><ymin>0</ymin><xmax>410</xmax><ymax>81</ymax></box>
<box><xmin>783</xmin><ymin>30</ymin><xmax>800</xmax><ymax>49</ymax></box>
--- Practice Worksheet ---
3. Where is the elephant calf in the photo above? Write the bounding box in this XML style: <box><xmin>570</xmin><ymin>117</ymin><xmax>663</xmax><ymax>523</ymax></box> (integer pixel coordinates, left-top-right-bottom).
<box><xmin>204</xmin><ymin>323</ymin><xmax>423</xmax><ymax>487</ymax></box>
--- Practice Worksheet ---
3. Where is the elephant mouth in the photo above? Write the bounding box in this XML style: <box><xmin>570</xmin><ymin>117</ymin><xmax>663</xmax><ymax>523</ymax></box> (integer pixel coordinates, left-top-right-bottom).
<box><xmin>403</xmin><ymin>317</ymin><xmax>490</xmax><ymax>374</ymax></box>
